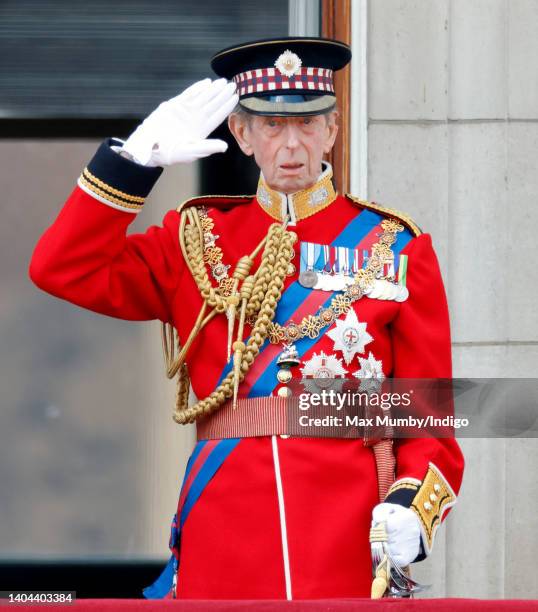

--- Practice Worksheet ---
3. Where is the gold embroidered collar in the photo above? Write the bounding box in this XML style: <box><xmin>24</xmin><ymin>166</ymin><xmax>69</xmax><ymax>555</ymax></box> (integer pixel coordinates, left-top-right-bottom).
<box><xmin>256</xmin><ymin>162</ymin><xmax>336</xmax><ymax>224</ymax></box>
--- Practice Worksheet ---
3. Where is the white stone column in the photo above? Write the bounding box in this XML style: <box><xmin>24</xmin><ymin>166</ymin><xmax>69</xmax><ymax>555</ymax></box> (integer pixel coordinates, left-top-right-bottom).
<box><xmin>351</xmin><ymin>0</ymin><xmax>538</xmax><ymax>598</ymax></box>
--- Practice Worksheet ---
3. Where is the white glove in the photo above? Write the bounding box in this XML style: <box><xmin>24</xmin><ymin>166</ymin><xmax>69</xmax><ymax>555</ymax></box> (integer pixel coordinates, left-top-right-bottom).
<box><xmin>371</xmin><ymin>502</ymin><xmax>422</xmax><ymax>567</ymax></box>
<box><xmin>122</xmin><ymin>78</ymin><xmax>239</xmax><ymax>167</ymax></box>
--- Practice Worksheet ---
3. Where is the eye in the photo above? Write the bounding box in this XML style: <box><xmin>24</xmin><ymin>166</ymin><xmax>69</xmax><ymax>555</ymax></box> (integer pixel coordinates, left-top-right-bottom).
<box><xmin>302</xmin><ymin>117</ymin><xmax>312</xmax><ymax>125</ymax></box>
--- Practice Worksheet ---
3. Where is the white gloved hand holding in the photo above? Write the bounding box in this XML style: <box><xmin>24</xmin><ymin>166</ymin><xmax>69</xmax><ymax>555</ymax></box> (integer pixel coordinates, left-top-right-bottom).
<box><xmin>122</xmin><ymin>78</ymin><xmax>239</xmax><ymax>167</ymax></box>
<box><xmin>371</xmin><ymin>502</ymin><xmax>422</xmax><ymax>567</ymax></box>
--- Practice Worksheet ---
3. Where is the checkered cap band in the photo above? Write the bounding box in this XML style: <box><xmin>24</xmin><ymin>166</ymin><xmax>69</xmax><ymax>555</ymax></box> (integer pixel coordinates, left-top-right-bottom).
<box><xmin>233</xmin><ymin>67</ymin><xmax>334</xmax><ymax>96</ymax></box>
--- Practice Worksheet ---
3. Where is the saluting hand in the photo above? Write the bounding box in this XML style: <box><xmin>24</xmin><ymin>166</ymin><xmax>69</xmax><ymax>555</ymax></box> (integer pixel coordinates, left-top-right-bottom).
<box><xmin>121</xmin><ymin>78</ymin><xmax>238</xmax><ymax>167</ymax></box>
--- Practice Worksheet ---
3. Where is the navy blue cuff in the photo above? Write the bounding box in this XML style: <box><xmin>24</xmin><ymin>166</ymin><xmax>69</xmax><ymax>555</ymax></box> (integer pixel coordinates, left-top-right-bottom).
<box><xmin>384</xmin><ymin>485</ymin><xmax>419</xmax><ymax>508</ymax></box>
<box><xmin>384</xmin><ymin>483</ymin><xmax>427</xmax><ymax>562</ymax></box>
<box><xmin>78</xmin><ymin>138</ymin><xmax>163</xmax><ymax>212</ymax></box>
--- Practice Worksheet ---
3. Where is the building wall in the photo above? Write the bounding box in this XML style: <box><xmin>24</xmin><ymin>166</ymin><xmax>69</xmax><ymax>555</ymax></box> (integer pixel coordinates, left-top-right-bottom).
<box><xmin>0</xmin><ymin>140</ymin><xmax>197</xmax><ymax>558</ymax></box>
<box><xmin>357</xmin><ymin>0</ymin><xmax>538</xmax><ymax>598</ymax></box>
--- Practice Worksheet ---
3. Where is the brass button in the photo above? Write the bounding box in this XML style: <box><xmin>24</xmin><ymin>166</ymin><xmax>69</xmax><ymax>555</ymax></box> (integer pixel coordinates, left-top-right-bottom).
<box><xmin>423</xmin><ymin>502</ymin><xmax>433</xmax><ymax>512</ymax></box>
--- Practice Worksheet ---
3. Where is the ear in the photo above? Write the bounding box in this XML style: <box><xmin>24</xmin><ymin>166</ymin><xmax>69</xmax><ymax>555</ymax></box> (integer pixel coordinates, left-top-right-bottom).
<box><xmin>228</xmin><ymin>114</ymin><xmax>254</xmax><ymax>156</ymax></box>
<box><xmin>322</xmin><ymin>111</ymin><xmax>339</xmax><ymax>155</ymax></box>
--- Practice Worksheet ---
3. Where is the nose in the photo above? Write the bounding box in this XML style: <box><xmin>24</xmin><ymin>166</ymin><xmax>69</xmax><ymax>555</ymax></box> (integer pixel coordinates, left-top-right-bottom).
<box><xmin>284</xmin><ymin>123</ymin><xmax>300</xmax><ymax>149</ymax></box>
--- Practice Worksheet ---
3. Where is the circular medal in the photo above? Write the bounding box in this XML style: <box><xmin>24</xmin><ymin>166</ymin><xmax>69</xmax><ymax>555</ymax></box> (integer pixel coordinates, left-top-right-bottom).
<box><xmin>315</xmin><ymin>272</ymin><xmax>333</xmax><ymax>291</ymax></box>
<box><xmin>387</xmin><ymin>282</ymin><xmax>400</xmax><ymax>300</ymax></box>
<box><xmin>378</xmin><ymin>280</ymin><xmax>393</xmax><ymax>300</ymax></box>
<box><xmin>395</xmin><ymin>286</ymin><xmax>409</xmax><ymax>302</ymax></box>
<box><xmin>277</xmin><ymin>368</ymin><xmax>293</xmax><ymax>384</ymax></box>
<box><xmin>278</xmin><ymin>386</ymin><xmax>293</xmax><ymax>398</ymax></box>
<box><xmin>299</xmin><ymin>270</ymin><xmax>318</xmax><ymax>288</ymax></box>
<box><xmin>367</xmin><ymin>280</ymin><xmax>383</xmax><ymax>299</ymax></box>
<box><xmin>331</xmin><ymin>273</ymin><xmax>346</xmax><ymax>291</ymax></box>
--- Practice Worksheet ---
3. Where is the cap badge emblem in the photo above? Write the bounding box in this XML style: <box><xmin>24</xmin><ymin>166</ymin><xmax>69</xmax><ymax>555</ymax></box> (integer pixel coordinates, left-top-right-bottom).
<box><xmin>275</xmin><ymin>50</ymin><xmax>302</xmax><ymax>77</ymax></box>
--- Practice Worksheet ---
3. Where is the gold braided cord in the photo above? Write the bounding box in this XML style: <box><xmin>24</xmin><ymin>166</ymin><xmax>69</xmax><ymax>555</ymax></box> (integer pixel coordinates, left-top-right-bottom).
<box><xmin>162</xmin><ymin>205</ymin><xmax>404</xmax><ymax>424</ymax></box>
<box><xmin>166</xmin><ymin>206</ymin><xmax>295</xmax><ymax>424</ymax></box>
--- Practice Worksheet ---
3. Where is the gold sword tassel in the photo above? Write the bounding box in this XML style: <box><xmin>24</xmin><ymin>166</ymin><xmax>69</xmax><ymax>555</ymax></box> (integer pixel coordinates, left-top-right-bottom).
<box><xmin>371</xmin><ymin>554</ymin><xmax>390</xmax><ymax>599</ymax></box>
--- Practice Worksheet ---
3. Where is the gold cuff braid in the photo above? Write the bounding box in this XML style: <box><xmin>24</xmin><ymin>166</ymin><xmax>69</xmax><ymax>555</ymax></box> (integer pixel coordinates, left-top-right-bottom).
<box><xmin>410</xmin><ymin>462</ymin><xmax>457</xmax><ymax>554</ymax></box>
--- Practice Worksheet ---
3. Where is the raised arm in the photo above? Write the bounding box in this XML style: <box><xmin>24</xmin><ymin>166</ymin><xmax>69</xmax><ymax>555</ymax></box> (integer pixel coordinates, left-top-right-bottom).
<box><xmin>29</xmin><ymin>79</ymin><xmax>238</xmax><ymax>323</ymax></box>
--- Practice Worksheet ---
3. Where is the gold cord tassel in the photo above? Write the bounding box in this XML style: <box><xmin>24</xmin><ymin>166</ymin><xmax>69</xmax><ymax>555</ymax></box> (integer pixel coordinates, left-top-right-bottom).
<box><xmin>171</xmin><ymin>209</ymin><xmax>295</xmax><ymax>424</ymax></box>
<box><xmin>231</xmin><ymin>275</ymin><xmax>255</xmax><ymax>408</ymax></box>
<box><xmin>232</xmin><ymin>341</ymin><xmax>246</xmax><ymax>409</ymax></box>
<box><xmin>226</xmin><ymin>256</ymin><xmax>254</xmax><ymax>361</ymax></box>
<box><xmin>226</xmin><ymin>293</ymin><xmax>240</xmax><ymax>362</ymax></box>
<box><xmin>371</xmin><ymin>554</ymin><xmax>390</xmax><ymax>599</ymax></box>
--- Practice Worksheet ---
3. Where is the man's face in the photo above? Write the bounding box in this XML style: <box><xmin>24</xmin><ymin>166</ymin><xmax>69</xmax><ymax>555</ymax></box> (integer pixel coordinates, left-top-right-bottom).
<box><xmin>228</xmin><ymin>111</ymin><xmax>338</xmax><ymax>193</ymax></box>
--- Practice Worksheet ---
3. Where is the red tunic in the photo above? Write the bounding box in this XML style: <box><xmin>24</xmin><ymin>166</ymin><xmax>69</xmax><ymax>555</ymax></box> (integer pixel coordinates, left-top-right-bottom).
<box><xmin>29</xmin><ymin>140</ymin><xmax>464</xmax><ymax>599</ymax></box>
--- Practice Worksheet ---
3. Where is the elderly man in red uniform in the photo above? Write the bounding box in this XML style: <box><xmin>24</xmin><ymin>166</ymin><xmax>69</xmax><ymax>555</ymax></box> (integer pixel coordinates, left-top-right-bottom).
<box><xmin>29</xmin><ymin>38</ymin><xmax>464</xmax><ymax>600</ymax></box>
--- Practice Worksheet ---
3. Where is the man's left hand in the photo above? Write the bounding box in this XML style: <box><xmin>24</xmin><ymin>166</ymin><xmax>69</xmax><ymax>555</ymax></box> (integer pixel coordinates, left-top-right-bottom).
<box><xmin>371</xmin><ymin>502</ymin><xmax>422</xmax><ymax>566</ymax></box>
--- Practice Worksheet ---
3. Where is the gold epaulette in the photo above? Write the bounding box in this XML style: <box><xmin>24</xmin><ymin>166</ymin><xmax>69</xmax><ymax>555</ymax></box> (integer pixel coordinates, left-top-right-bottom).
<box><xmin>176</xmin><ymin>194</ymin><xmax>255</xmax><ymax>215</ymax></box>
<box><xmin>345</xmin><ymin>194</ymin><xmax>423</xmax><ymax>237</ymax></box>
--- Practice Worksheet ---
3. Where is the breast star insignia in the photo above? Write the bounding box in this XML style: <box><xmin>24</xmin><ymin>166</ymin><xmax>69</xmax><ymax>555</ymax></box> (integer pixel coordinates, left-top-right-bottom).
<box><xmin>327</xmin><ymin>308</ymin><xmax>373</xmax><ymax>365</ymax></box>
<box><xmin>300</xmin><ymin>351</ymin><xmax>347</xmax><ymax>394</ymax></box>
<box><xmin>352</xmin><ymin>352</ymin><xmax>385</xmax><ymax>393</ymax></box>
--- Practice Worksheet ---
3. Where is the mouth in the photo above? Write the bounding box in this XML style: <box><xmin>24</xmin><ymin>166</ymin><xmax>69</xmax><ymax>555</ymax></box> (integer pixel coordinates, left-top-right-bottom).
<box><xmin>279</xmin><ymin>163</ymin><xmax>304</xmax><ymax>173</ymax></box>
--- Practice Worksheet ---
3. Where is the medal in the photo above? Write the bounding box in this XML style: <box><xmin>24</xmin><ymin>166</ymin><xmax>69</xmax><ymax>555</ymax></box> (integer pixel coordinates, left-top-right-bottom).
<box><xmin>352</xmin><ymin>249</ymin><xmax>360</xmax><ymax>276</ymax></box>
<box><xmin>366</xmin><ymin>279</ymin><xmax>383</xmax><ymax>299</ymax></box>
<box><xmin>354</xmin><ymin>352</ymin><xmax>384</xmax><ymax>378</ymax></box>
<box><xmin>366</xmin><ymin>278</ymin><xmax>400</xmax><ymax>301</ymax></box>
<box><xmin>277</xmin><ymin>368</ymin><xmax>293</xmax><ymax>384</ymax></box>
<box><xmin>395</xmin><ymin>255</ymin><xmax>409</xmax><ymax>302</ymax></box>
<box><xmin>395</xmin><ymin>285</ymin><xmax>409</xmax><ymax>302</ymax></box>
<box><xmin>314</xmin><ymin>245</ymin><xmax>336</xmax><ymax>291</ymax></box>
<box><xmin>300</xmin><ymin>351</ymin><xmax>347</xmax><ymax>394</ymax></box>
<box><xmin>299</xmin><ymin>242</ymin><xmax>320</xmax><ymax>288</ymax></box>
<box><xmin>299</xmin><ymin>270</ymin><xmax>318</xmax><ymax>288</ymax></box>
<box><xmin>331</xmin><ymin>246</ymin><xmax>351</xmax><ymax>291</ymax></box>
<box><xmin>330</xmin><ymin>274</ymin><xmax>347</xmax><ymax>291</ymax></box>
<box><xmin>327</xmin><ymin>308</ymin><xmax>373</xmax><ymax>365</ymax></box>
<box><xmin>278</xmin><ymin>386</ymin><xmax>293</xmax><ymax>398</ymax></box>
<box><xmin>313</xmin><ymin>271</ymin><xmax>329</xmax><ymax>291</ymax></box>
<box><xmin>276</xmin><ymin>343</ymin><xmax>300</xmax><ymax>393</ymax></box>
<box><xmin>387</xmin><ymin>282</ymin><xmax>400</xmax><ymax>300</ymax></box>
<box><xmin>378</xmin><ymin>280</ymin><xmax>395</xmax><ymax>300</ymax></box>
